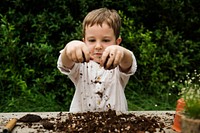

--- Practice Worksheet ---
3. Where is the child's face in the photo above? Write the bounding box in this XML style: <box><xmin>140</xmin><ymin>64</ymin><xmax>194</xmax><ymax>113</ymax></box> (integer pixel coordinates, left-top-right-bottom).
<box><xmin>83</xmin><ymin>22</ymin><xmax>121</xmax><ymax>63</ymax></box>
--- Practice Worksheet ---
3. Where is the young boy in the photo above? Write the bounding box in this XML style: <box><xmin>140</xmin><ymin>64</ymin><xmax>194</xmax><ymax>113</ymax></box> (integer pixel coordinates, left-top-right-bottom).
<box><xmin>57</xmin><ymin>8</ymin><xmax>137</xmax><ymax>112</ymax></box>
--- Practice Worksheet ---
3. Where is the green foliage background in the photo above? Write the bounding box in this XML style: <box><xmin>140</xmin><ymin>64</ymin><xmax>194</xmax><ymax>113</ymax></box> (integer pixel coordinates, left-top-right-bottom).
<box><xmin>0</xmin><ymin>0</ymin><xmax>199</xmax><ymax>112</ymax></box>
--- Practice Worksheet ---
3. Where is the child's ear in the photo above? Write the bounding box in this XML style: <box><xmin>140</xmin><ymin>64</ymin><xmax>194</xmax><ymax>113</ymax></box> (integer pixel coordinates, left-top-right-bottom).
<box><xmin>82</xmin><ymin>38</ymin><xmax>85</xmax><ymax>42</ymax></box>
<box><xmin>116</xmin><ymin>37</ymin><xmax>122</xmax><ymax>45</ymax></box>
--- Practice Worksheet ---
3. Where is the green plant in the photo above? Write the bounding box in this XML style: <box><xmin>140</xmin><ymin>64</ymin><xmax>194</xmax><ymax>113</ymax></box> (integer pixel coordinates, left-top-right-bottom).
<box><xmin>177</xmin><ymin>70</ymin><xmax>200</xmax><ymax>119</ymax></box>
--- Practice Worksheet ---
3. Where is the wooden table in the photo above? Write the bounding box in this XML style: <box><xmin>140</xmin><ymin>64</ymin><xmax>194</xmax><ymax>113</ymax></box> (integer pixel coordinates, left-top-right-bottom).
<box><xmin>0</xmin><ymin>111</ymin><xmax>177</xmax><ymax>133</ymax></box>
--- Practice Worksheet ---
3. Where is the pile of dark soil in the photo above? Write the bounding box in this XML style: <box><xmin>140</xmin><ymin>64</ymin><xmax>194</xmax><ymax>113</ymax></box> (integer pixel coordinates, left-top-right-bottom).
<box><xmin>55</xmin><ymin>109</ymin><xmax>167</xmax><ymax>132</ymax></box>
<box><xmin>18</xmin><ymin>110</ymin><xmax>171</xmax><ymax>133</ymax></box>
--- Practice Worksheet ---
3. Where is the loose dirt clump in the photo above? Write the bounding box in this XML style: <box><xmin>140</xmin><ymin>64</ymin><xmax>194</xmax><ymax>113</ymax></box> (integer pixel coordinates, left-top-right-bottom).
<box><xmin>18</xmin><ymin>114</ymin><xmax>42</xmax><ymax>122</ymax></box>
<box><xmin>40</xmin><ymin>119</ymin><xmax>54</xmax><ymax>130</ymax></box>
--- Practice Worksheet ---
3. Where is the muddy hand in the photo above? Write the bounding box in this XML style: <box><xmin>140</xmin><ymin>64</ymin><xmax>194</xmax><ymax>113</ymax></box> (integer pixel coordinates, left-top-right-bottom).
<box><xmin>101</xmin><ymin>53</ymin><xmax>116</xmax><ymax>70</ymax></box>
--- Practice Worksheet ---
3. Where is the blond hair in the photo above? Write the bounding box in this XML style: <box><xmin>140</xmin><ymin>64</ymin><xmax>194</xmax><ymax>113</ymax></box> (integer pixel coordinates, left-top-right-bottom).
<box><xmin>82</xmin><ymin>8</ymin><xmax>121</xmax><ymax>39</ymax></box>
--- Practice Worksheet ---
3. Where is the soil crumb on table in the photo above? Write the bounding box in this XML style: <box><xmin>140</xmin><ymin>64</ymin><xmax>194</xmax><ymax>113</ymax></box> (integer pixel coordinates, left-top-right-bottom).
<box><xmin>40</xmin><ymin>119</ymin><xmax>54</xmax><ymax>130</ymax></box>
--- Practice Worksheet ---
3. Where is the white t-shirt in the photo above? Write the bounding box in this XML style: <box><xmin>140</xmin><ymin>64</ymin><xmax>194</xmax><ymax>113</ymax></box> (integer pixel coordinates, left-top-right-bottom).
<box><xmin>57</xmin><ymin>50</ymin><xmax>137</xmax><ymax>112</ymax></box>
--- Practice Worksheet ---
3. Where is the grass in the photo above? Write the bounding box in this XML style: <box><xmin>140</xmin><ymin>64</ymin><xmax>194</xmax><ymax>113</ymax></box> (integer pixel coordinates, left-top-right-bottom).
<box><xmin>1</xmin><ymin>90</ymin><xmax>177</xmax><ymax>112</ymax></box>
<box><xmin>126</xmin><ymin>89</ymin><xmax>177</xmax><ymax>111</ymax></box>
<box><xmin>0</xmin><ymin>92</ymin><xmax>66</xmax><ymax>112</ymax></box>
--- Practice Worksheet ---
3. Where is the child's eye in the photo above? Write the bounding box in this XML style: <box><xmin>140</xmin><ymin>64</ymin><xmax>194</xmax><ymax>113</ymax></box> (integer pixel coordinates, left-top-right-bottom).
<box><xmin>103</xmin><ymin>39</ymin><xmax>110</xmax><ymax>42</ymax></box>
<box><xmin>88</xmin><ymin>39</ymin><xmax>96</xmax><ymax>42</ymax></box>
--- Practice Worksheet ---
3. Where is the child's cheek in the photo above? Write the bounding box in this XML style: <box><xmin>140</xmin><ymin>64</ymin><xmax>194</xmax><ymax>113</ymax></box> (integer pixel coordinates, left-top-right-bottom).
<box><xmin>88</xmin><ymin>46</ymin><xmax>95</xmax><ymax>60</ymax></box>
<box><xmin>88</xmin><ymin>46</ymin><xmax>93</xmax><ymax>55</ymax></box>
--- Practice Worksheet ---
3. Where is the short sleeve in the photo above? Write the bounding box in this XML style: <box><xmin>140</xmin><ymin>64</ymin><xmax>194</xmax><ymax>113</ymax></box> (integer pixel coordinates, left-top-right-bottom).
<box><xmin>118</xmin><ymin>51</ymin><xmax>137</xmax><ymax>88</ymax></box>
<box><xmin>57</xmin><ymin>51</ymin><xmax>81</xmax><ymax>84</ymax></box>
<box><xmin>57</xmin><ymin>50</ymin><xmax>70</xmax><ymax>75</ymax></box>
<box><xmin>121</xmin><ymin>50</ymin><xmax>137</xmax><ymax>75</ymax></box>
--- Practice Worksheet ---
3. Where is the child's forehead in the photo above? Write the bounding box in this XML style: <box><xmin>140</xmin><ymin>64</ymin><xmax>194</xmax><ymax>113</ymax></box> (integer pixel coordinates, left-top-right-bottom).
<box><xmin>85</xmin><ymin>23</ymin><xmax>113</xmax><ymax>32</ymax></box>
<box><xmin>85</xmin><ymin>23</ymin><xmax>115</xmax><ymax>37</ymax></box>
<box><xmin>85</xmin><ymin>21</ymin><xmax>112</xmax><ymax>29</ymax></box>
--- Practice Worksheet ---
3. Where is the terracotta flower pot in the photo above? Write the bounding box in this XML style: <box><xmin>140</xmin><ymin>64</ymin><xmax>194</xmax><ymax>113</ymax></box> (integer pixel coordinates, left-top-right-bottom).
<box><xmin>181</xmin><ymin>115</ymin><xmax>200</xmax><ymax>133</ymax></box>
<box><xmin>172</xmin><ymin>98</ymin><xmax>185</xmax><ymax>132</ymax></box>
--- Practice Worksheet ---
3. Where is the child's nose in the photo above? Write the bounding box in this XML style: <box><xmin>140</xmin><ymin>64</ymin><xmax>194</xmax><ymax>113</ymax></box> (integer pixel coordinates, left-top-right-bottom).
<box><xmin>95</xmin><ymin>42</ymin><xmax>103</xmax><ymax>50</ymax></box>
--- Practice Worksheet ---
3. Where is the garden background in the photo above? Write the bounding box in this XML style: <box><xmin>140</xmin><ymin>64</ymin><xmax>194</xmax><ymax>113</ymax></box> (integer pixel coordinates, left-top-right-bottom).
<box><xmin>0</xmin><ymin>0</ymin><xmax>199</xmax><ymax>112</ymax></box>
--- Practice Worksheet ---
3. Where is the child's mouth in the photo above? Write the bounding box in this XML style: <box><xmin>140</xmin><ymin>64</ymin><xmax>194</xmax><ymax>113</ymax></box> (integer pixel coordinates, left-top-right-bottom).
<box><xmin>90</xmin><ymin>53</ymin><xmax>102</xmax><ymax>63</ymax></box>
<box><xmin>94</xmin><ymin>53</ymin><xmax>102</xmax><ymax>56</ymax></box>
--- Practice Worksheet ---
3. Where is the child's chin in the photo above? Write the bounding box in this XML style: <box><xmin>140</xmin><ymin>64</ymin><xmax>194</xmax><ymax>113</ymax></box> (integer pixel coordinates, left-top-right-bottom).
<box><xmin>92</xmin><ymin>58</ymin><xmax>101</xmax><ymax>64</ymax></box>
